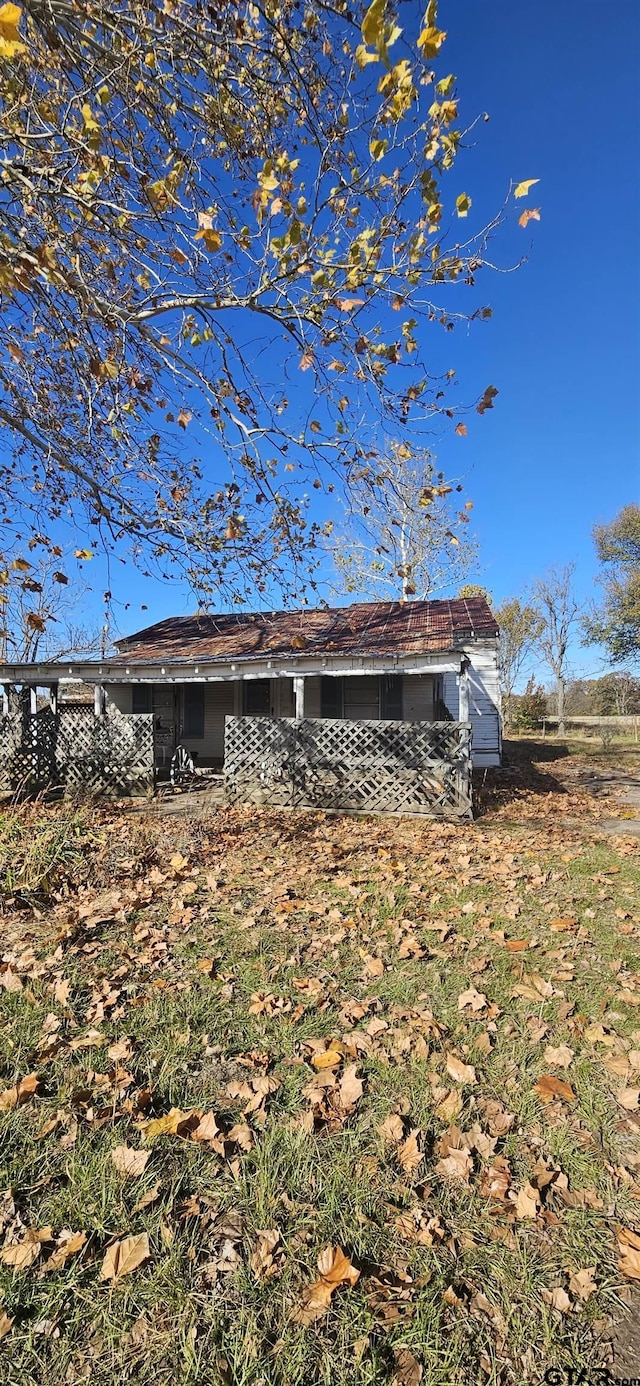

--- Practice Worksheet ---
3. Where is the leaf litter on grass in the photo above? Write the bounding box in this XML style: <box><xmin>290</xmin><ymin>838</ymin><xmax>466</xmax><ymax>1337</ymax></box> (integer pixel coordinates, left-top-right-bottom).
<box><xmin>0</xmin><ymin>767</ymin><xmax>639</xmax><ymax>1382</ymax></box>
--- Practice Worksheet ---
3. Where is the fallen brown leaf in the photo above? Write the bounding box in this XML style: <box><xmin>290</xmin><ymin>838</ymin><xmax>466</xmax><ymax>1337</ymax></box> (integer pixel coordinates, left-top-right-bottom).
<box><xmin>111</xmin><ymin>1145</ymin><xmax>150</xmax><ymax>1177</ymax></box>
<box><xmin>513</xmin><ymin>1182</ymin><xmax>540</xmax><ymax>1220</ymax></box>
<box><xmin>397</xmin><ymin>1128</ymin><xmax>423</xmax><ymax>1176</ymax></box>
<box><xmin>1</xmin><ymin>1226</ymin><xmax>52</xmax><ymax>1271</ymax></box>
<box><xmin>568</xmin><ymin>1266</ymin><xmax>597</xmax><ymax>1301</ymax></box>
<box><xmin>533</xmin><ymin>1074</ymin><xmax>576</xmax><ymax>1105</ymax></box>
<box><xmin>100</xmin><ymin>1232</ymin><xmax>150</xmax><ymax>1282</ymax></box>
<box><xmin>446</xmin><ymin>1053</ymin><xmax>476</xmax><ymax>1085</ymax></box>
<box><xmin>43</xmin><ymin>1230</ymin><xmax>87</xmax><ymax>1272</ymax></box>
<box><xmin>618</xmin><ymin>1227</ymin><xmax>640</xmax><ymax>1281</ymax></box>
<box><xmin>0</xmin><ymin>1072</ymin><xmax>39</xmax><ymax>1113</ymax></box>
<box><xmin>380</xmin><ymin>1113</ymin><xmax>404</xmax><ymax>1145</ymax></box>
<box><xmin>617</xmin><ymin>1088</ymin><xmax>640</xmax><ymax>1111</ymax></box>
<box><xmin>293</xmin><ymin>1245</ymin><xmax>360</xmax><ymax>1324</ymax></box>
<box><xmin>250</xmin><ymin>1229</ymin><xmax>282</xmax><ymax>1280</ymax></box>
<box><xmin>0</xmin><ymin>1310</ymin><xmax>13</xmax><ymax>1340</ymax></box>
<box><xmin>393</xmin><ymin>1347</ymin><xmax>423</xmax><ymax>1385</ymax></box>
<box><xmin>338</xmin><ymin>1064</ymin><xmax>363</xmax><ymax>1109</ymax></box>
<box><xmin>543</xmin><ymin>1044</ymin><xmax>574</xmax><ymax>1069</ymax></box>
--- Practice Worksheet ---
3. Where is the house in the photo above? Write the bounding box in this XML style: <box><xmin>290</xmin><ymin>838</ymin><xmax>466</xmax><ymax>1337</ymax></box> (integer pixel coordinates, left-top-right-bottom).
<box><xmin>8</xmin><ymin>596</ymin><xmax>499</xmax><ymax>769</ymax></box>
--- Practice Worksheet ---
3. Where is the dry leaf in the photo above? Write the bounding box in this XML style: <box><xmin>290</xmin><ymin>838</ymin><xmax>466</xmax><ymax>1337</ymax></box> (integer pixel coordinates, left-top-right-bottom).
<box><xmin>435</xmin><ymin>1147</ymin><xmax>473</xmax><ymax>1183</ymax></box>
<box><xmin>457</xmin><ymin>987</ymin><xmax>487</xmax><ymax>1013</ymax></box>
<box><xmin>544</xmin><ymin>1286</ymin><xmax>571</xmax><ymax>1314</ymax></box>
<box><xmin>568</xmin><ymin>1267</ymin><xmax>596</xmax><ymax>1301</ymax></box>
<box><xmin>311</xmin><ymin>1049</ymin><xmax>342</xmax><ymax>1070</ymax></box>
<box><xmin>132</xmin><ymin>1183</ymin><xmax>161</xmax><ymax>1215</ymax></box>
<box><xmin>43</xmin><ymin>1230</ymin><xmax>87</xmax><ymax>1272</ymax></box>
<box><xmin>446</xmin><ymin>1053</ymin><xmax>476</xmax><ymax>1085</ymax></box>
<box><xmin>1</xmin><ymin>1226</ymin><xmax>52</xmax><ymax>1270</ymax></box>
<box><xmin>617</xmin><ymin>1088</ymin><xmax>640</xmax><ymax>1111</ymax></box>
<box><xmin>143</xmin><ymin>1108</ymin><xmax>198</xmax><ymax>1139</ymax></box>
<box><xmin>397</xmin><ymin>1129</ymin><xmax>423</xmax><ymax>1176</ymax></box>
<box><xmin>533</xmin><ymin>1074</ymin><xmax>576</xmax><ymax>1105</ymax></box>
<box><xmin>618</xmin><ymin>1227</ymin><xmax>640</xmax><ymax>1281</ymax></box>
<box><xmin>393</xmin><ymin>1347</ymin><xmax>423</xmax><ymax>1385</ymax></box>
<box><xmin>293</xmin><ymin>1245</ymin><xmax>359</xmax><ymax>1324</ymax></box>
<box><xmin>339</xmin><ymin>1064</ymin><xmax>363</xmax><ymax>1109</ymax></box>
<box><xmin>100</xmin><ymin>1232</ymin><xmax>150</xmax><ymax>1282</ymax></box>
<box><xmin>0</xmin><ymin>1310</ymin><xmax>13</xmax><ymax>1340</ymax></box>
<box><xmin>435</xmin><ymin>1089</ymin><xmax>463</xmax><ymax>1123</ymax></box>
<box><xmin>250</xmin><ymin>1229</ymin><xmax>281</xmax><ymax>1280</ymax></box>
<box><xmin>543</xmin><ymin>1044</ymin><xmax>574</xmax><ymax>1069</ymax></box>
<box><xmin>111</xmin><ymin>1145</ymin><xmax>150</xmax><ymax>1177</ymax></box>
<box><xmin>0</xmin><ymin>1072</ymin><xmax>39</xmax><ymax>1112</ymax></box>
<box><xmin>513</xmin><ymin>1182</ymin><xmax>540</xmax><ymax>1220</ymax></box>
<box><xmin>380</xmin><ymin>1113</ymin><xmax>405</xmax><ymax>1144</ymax></box>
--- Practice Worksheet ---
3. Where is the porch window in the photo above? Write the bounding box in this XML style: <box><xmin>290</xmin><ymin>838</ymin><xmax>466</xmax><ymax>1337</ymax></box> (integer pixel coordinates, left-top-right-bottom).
<box><xmin>381</xmin><ymin>674</ymin><xmax>403</xmax><ymax>720</ymax></box>
<box><xmin>132</xmin><ymin>685</ymin><xmax>152</xmax><ymax>715</ymax></box>
<box><xmin>320</xmin><ymin>676</ymin><xmax>343</xmax><ymax>718</ymax></box>
<box><xmin>343</xmin><ymin>676</ymin><xmax>380</xmax><ymax>720</ymax></box>
<box><xmin>243</xmin><ymin>678</ymin><xmax>271</xmax><ymax>716</ymax></box>
<box><xmin>183</xmin><ymin>685</ymin><xmax>205</xmax><ymax>738</ymax></box>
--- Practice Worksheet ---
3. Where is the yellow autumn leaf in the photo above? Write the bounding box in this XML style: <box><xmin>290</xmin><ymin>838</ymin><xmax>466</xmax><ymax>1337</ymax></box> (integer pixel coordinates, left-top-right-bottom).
<box><xmin>361</xmin><ymin>0</ymin><xmax>385</xmax><ymax>49</ymax></box>
<box><xmin>514</xmin><ymin>178</ymin><xmax>539</xmax><ymax>198</ymax></box>
<box><xmin>369</xmin><ymin>138</ymin><xmax>388</xmax><ymax>161</ymax></box>
<box><xmin>456</xmin><ymin>192</ymin><xmax>471</xmax><ymax>217</ymax></box>
<box><xmin>417</xmin><ymin>24</ymin><xmax>447</xmax><ymax>59</ymax></box>
<box><xmin>0</xmin><ymin>2</ymin><xmax>26</xmax><ymax>58</ymax></box>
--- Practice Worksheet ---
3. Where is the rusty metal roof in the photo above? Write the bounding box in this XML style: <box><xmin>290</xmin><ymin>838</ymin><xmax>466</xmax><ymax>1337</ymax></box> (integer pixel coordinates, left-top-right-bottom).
<box><xmin>113</xmin><ymin>598</ymin><xmax>498</xmax><ymax>666</ymax></box>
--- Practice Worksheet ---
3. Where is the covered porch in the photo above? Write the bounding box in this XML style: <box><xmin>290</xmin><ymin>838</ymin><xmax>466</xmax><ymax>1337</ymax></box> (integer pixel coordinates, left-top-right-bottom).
<box><xmin>0</xmin><ymin>651</ymin><xmax>470</xmax><ymax>776</ymax></box>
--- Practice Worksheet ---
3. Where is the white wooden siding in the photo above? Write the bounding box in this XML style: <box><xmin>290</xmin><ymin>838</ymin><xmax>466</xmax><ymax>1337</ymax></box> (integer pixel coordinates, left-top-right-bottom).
<box><xmin>442</xmin><ymin>644</ymin><xmax>501</xmax><ymax>767</ymax></box>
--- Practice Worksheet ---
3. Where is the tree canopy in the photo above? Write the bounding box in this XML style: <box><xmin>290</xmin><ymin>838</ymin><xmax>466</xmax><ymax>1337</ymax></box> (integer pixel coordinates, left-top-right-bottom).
<box><xmin>330</xmin><ymin>444</ymin><xmax>476</xmax><ymax>601</ymax></box>
<box><xmin>584</xmin><ymin>505</ymin><xmax>640</xmax><ymax>664</ymax></box>
<box><xmin>0</xmin><ymin>0</ymin><xmax>536</xmax><ymax>605</ymax></box>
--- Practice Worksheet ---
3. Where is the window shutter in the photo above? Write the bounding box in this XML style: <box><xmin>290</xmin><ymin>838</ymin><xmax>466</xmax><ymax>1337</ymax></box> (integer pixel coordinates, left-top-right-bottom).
<box><xmin>321</xmin><ymin>676</ymin><xmax>343</xmax><ymax>718</ymax></box>
<box><xmin>132</xmin><ymin>686</ymin><xmax>151</xmax><ymax>714</ymax></box>
<box><xmin>243</xmin><ymin>679</ymin><xmax>271</xmax><ymax>716</ymax></box>
<box><xmin>183</xmin><ymin>685</ymin><xmax>205</xmax><ymax>738</ymax></box>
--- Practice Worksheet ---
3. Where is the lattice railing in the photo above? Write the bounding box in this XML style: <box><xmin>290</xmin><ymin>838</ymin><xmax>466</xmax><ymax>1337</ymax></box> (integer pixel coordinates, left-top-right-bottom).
<box><xmin>224</xmin><ymin>716</ymin><xmax>472</xmax><ymax>819</ymax></box>
<box><xmin>0</xmin><ymin>705</ymin><xmax>154</xmax><ymax>797</ymax></box>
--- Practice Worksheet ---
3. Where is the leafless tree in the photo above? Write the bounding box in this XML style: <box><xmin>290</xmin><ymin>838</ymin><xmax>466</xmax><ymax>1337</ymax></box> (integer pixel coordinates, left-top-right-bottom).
<box><xmin>494</xmin><ymin>598</ymin><xmax>544</xmax><ymax>727</ymax></box>
<box><xmin>533</xmin><ymin>566</ymin><xmax>581</xmax><ymax>735</ymax></box>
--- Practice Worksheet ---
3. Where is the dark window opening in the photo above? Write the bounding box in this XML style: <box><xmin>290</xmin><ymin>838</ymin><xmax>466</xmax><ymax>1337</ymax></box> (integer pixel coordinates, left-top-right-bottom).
<box><xmin>320</xmin><ymin>676</ymin><xmax>343</xmax><ymax>718</ymax></box>
<box><xmin>381</xmin><ymin>674</ymin><xmax>403</xmax><ymax>720</ymax></box>
<box><xmin>183</xmin><ymin>684</ymin><xmax>205</xmax><ymax>738</ymax></box>
<box><xmin>243</xmin><ymin>679</ymin><xmax>271</xmax><ymax>716</ymax></box>
<box><xmin>132</xmin><ymin>685</ymin><xmax>152</xmax><ymax>715</ymax></box>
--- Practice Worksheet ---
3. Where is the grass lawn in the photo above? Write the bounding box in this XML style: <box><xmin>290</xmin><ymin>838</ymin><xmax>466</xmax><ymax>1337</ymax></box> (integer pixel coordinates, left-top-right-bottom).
<box><xmin>1</xmin><ymin>750</ymin><xmax>640</xmax><ymax>1385</ymax></box>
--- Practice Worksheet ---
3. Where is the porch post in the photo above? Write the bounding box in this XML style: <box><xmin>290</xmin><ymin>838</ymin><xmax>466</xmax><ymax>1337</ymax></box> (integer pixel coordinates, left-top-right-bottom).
<box><xmin>29</xmin><ymin>686</ymin><xmax>38</xmax><ymax>716</ymax></box>
<box><xmin>94</xmin><ymin>684</ymin><xmax>105</xmax><ymax>717</ymax></box>
<box><xmin>49</xmin><ymin>683</ymin><xmax>58</xmax><ymax>715</ymax></box>
<box><xmin>294</xmin><ymin>676</ymin><xmax>305</xmax><ymax>720</ymax></box>
<box><xmin>458</xmin><ymin>660</ymin><xmax>470</xmax><ymax>724</ymax></box>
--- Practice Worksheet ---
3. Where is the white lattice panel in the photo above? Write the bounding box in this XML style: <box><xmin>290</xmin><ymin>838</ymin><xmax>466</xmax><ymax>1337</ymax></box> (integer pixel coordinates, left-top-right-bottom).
<box><xmin>224</xmin><ymin>716</ymin><xmax>472</xmax><ymax>819</ymax></box>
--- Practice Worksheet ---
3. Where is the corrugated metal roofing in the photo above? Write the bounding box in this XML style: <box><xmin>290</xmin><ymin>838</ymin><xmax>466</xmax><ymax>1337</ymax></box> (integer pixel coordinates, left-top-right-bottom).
<box><xmin>113</xmin><ymin>598</ymin><xmax>498</xmax><ymax>666</ymax></box>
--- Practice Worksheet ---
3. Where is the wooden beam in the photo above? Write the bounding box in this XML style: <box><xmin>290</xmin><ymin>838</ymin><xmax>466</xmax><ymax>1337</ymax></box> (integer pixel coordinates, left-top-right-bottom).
<box><xmin>458</xmin><ymin>662</ymin><xmax>470</xmax><ymax>724</ymax></box>
<box><xmin>94</xmin><ymin>685</ymin><xmax>105</xmax><ymax>717</ymax></box>
<box><xmin>294</xmin><ymin>676</ymin><xmax>305</xmax><ymax>720</ymax></box>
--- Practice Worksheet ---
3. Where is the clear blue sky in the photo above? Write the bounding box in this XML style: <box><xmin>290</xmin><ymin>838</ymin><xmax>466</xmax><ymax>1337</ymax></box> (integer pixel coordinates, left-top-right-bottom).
<box><xmin>61</xmin><ymin>0</ymin><xmax>640</xmax><ymax>679</ymax></box>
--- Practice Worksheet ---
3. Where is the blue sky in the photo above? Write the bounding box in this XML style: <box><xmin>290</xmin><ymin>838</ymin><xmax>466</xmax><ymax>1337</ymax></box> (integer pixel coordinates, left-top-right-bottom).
<box><xmin>38</xmin><ymin>0</ymin><xmax>640</xmax><ymax>680</ymax></box>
